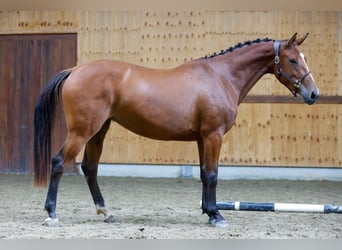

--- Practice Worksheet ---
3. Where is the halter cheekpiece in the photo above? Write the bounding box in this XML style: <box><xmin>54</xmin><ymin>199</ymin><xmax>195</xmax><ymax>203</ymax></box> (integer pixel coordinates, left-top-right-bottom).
<box><xmin>273</xmin><ymin>40</ymin><xmax>311</xmax><ymax>97</ymax></box>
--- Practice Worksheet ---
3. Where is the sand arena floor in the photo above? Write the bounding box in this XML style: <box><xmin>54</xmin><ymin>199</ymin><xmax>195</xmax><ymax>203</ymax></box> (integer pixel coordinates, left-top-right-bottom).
<box><xmin>0</xmin><ymin>174</ymin><xmax>341</xmax><ymax>239</ymax></box>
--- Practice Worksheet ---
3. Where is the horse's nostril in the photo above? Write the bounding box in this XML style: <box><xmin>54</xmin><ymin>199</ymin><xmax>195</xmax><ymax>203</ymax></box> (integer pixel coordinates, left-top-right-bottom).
<box><xmin>311</xmin><ymin>90</ymin><xmax>319</xmax><ymax>100</ymax></box>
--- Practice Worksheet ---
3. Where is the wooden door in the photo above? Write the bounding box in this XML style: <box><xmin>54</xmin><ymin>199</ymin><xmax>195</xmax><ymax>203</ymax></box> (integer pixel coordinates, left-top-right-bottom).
<box><xmin>0</xmin><ymin>33</ymin><xmax>77</xmax><ymax>173</ymax></box>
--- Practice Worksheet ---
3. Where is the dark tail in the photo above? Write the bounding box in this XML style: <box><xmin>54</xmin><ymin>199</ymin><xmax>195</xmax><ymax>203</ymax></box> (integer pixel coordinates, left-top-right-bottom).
<box><xmin>34</xmin><ymin>70</ymin><xmax>72</xmax><ymax>187</ymax></box>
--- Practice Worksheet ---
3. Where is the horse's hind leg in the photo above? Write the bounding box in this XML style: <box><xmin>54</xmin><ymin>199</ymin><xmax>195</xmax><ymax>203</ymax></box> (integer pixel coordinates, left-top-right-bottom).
<box><xmin>44</xmin><ymin>133</ymin><xmax>88</xmax><ymax>226</ymax></box>
<box><xmin>81</xmin><ymin>120</ymin><xmax>117</xmax><ymax>223</ymax></box>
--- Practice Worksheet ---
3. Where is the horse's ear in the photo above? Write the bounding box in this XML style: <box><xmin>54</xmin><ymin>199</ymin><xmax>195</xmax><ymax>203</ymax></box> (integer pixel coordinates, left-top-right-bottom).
<box><xmin>286</xmin><ymin>33</ymin><xmax>297</xmax><ymax>47</ymax></box>
<box><xmin>296</xmin><ymin>32</ymin><xmax>309</xmax><ymax>46</ymax></box>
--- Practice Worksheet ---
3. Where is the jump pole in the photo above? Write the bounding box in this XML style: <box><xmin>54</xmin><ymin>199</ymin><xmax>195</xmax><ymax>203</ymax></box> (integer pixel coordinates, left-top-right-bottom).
<box><xmin>214</xmin><ymin>201</ymin><xmax>342</xmax><ymax>214</ymax></box>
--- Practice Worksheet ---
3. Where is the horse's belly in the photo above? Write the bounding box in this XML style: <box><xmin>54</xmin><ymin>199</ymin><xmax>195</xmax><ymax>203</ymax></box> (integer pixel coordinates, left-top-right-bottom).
<box><xmin>111</xmin><ymin>106</ymin><xmax>199</xmax><ymax>141</ymax></box>
<box><xmin>113</xmin><ymin>119</ymin><xmax>198</xmax><ymax>141</ymax></box>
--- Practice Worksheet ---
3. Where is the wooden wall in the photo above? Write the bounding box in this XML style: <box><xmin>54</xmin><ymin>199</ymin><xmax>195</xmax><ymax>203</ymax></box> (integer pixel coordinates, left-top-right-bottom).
<box><xmin>1</xmin><ymin>11</ymin><xmax>341</xmax><ymax>167</ymax></box>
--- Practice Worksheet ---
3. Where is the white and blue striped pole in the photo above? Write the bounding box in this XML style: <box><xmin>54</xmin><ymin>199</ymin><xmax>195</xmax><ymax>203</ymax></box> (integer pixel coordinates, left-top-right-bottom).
<box><xmin>215</xmin><ymin>201</ymin><xmax>342</xmax><ymax>214</ymax></box>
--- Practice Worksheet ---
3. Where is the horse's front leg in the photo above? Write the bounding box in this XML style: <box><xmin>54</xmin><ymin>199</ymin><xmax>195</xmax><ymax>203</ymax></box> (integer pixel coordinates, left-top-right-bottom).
<box><xmin>199</xmin><ymin>132</ymin><xmax>227</xmax><ymax>228</ymax></box>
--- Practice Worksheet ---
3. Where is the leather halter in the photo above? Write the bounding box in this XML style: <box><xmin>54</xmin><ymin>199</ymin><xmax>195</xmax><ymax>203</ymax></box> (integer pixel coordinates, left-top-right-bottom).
<box><xmin>273</xmin><ymin>40</ymin><xmax>311</xmax><ymax>97</ymax></box>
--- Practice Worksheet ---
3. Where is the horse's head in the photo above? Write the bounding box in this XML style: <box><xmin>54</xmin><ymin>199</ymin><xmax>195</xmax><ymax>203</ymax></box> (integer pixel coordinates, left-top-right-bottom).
<box><xmin>274</xmin><ymin>33</ymin><xmax>319</xmax><ymax>105</ymax></box>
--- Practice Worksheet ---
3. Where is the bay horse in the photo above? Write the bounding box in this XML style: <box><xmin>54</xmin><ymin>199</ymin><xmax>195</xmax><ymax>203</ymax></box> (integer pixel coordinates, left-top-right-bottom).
<box><xmin>34</xmin><ymin>33</ymin><xmax>319</xmax><ymax>228</ymax></box>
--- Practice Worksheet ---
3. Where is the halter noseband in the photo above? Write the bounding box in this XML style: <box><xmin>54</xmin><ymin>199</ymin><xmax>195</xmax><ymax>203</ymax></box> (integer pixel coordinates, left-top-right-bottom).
<box><xmin>273</xmin><ymin>40</ymin><xmax>311</xmax><ymax>97</ymax></box>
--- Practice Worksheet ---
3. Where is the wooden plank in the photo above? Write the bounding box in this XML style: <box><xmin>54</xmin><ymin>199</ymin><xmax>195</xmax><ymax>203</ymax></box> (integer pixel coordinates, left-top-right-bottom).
<box><xmin>243</xmin><ymin>95</ymin><xmax>342</xmax><ymax>104</ymax></box>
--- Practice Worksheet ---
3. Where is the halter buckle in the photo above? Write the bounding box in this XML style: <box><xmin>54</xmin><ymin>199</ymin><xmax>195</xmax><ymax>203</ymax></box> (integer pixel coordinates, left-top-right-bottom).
<box><xmin>294</xmin><ymin>81</ymin><xmax>301</xmax><ymax>89</ymax></box>
<box><xmin>274</xmin><ymin>55</ymin><xmax>280</xmax><ymax>64</ymax></box>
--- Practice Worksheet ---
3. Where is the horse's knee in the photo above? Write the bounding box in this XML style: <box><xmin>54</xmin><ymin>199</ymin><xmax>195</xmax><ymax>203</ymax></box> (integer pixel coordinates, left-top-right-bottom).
<box><xmin>204</xmin><ymin>171</ymin><xmax>218</xmax><ymax>187</ymax></box>
<box><xmin>200</xmin><ymin>169</ymin><xmax>206</xmax><ymax>182</ymax></box>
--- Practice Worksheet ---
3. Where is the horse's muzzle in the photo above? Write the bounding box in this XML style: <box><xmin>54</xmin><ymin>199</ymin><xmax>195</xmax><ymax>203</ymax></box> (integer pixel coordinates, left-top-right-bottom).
<box><xmin>303</xmin><ymin>88</ymin><xmax>320</xmax><ymax>105</ymax></box>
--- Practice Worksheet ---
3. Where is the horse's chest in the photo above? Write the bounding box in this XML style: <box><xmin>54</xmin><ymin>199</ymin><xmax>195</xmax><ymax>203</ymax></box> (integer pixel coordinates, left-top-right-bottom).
<box><xmin>224</xmin><ymin>108</ymin><xmax>238</xmax><ymax>133</ymax></box>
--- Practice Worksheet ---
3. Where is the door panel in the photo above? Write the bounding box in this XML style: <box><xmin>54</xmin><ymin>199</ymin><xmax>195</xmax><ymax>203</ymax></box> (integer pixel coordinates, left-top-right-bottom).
<box><xmin>0</xmin><ymin>34</ymin><xmax>77</xmax><ymax>173</ymax></box>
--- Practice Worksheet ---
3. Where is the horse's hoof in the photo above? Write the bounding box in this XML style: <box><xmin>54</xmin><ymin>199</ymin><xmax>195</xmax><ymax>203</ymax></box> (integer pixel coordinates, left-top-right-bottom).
<box><xmin>209</xmin><ymin>218</ymin><xmax>228</xmax><ymax>228</ymax></box>
<box><xmin>214</xmin><ymin>220</ymin><xmax>228</xmax><ymax>228</ymax></box>
<box><xmin>104</xmin><ymin>215</ymin><xmax>120</xmax><ymax>225</ymax></box>
<box><xmin>43</xmin><ymin>217</ymin><xmax>60</xmax><ymax>227</ymax></box>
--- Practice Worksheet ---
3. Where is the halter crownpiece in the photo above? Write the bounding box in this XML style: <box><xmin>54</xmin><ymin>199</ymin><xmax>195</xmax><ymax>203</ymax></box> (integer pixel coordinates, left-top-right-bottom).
<box><xmin>273</xmin><ymin>40</ymin><xmax>311</xmax><ymax>97</ymax></box>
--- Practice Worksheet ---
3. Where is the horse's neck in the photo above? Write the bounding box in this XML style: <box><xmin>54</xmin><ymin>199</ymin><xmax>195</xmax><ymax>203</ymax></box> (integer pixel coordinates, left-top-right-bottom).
<box><xmin>212</xmin><ymin>42</ymin><xmax>275</xmax><ymax>104</ymax></box>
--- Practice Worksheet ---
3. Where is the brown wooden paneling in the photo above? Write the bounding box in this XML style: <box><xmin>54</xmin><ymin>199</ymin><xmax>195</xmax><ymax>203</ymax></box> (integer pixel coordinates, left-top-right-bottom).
<box><xmin>0</xmin><ymin>33</ymin><xmax>77</xmax><ymax>173</ymax></box>
<box><xmin>1</xmin><ymin>11</ymin><xmax>341</xmax><ymax>168</ymax></box>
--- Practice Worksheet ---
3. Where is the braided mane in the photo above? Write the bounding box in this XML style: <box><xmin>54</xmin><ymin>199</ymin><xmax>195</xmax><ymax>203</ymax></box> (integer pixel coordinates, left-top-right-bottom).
<box><xmin>202</xmin><ymin>37</ymin><xmax>274</xmax><ymax>59</ymax></box>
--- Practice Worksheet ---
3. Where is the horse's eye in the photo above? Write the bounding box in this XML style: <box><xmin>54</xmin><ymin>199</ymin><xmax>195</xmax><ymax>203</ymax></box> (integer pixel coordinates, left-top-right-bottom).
<box><xmin>289</xmin><ymin>58</ymin><xmax>298</xmax><ymax>65</ymax></box>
